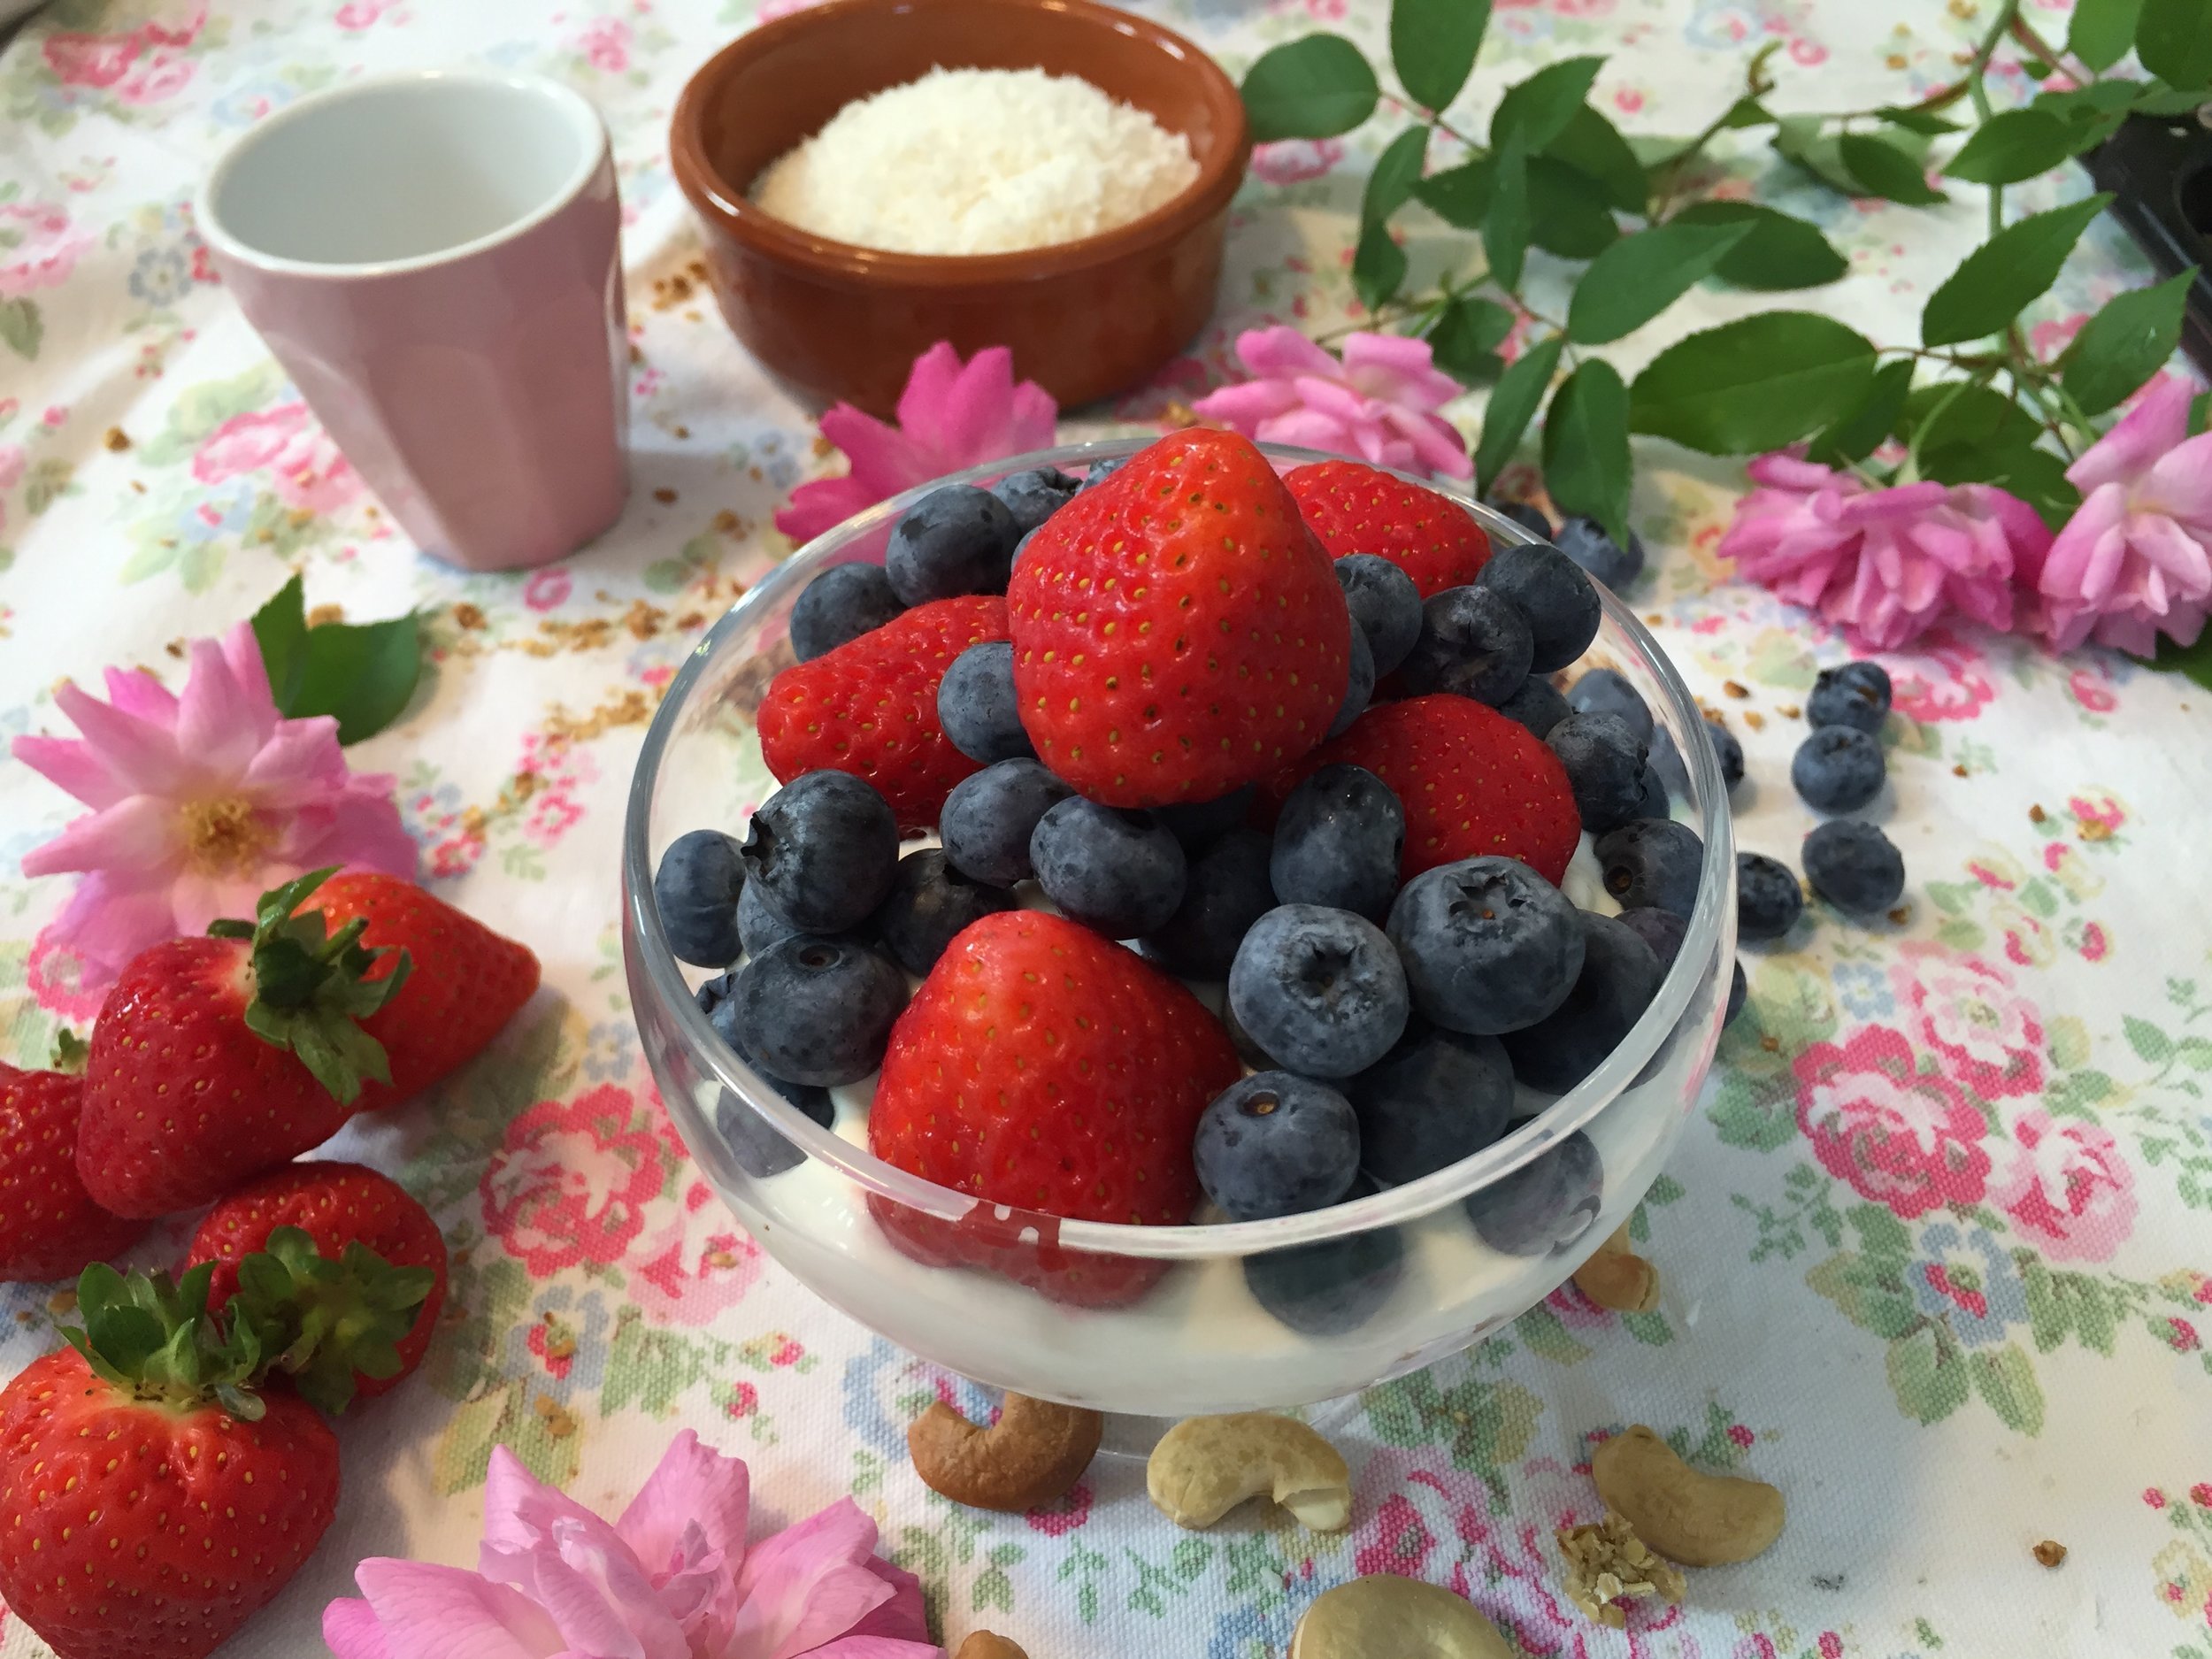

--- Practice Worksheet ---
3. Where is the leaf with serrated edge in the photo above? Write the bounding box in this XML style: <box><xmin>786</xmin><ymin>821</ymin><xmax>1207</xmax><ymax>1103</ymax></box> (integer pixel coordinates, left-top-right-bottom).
<box><xmin>1922</xmin><ymin>196</ymin><xmax>2112</xmax><ymax>347</ymax></box>
<box><xmin>1630</xmin><ymin>312</ymin><xmax>1878</xmax><ymax>453</ymax></box>
<box><xmin>1475</xmin><ymin>334</ymin><xmax>1563</xmax><ymax>491</ymax></box>
<box><xmin>1391</xmin><ymin>0</ymin><xmax>1491</xmax><ymax>112</ymax></box>
<box><xmin>1241</xmin><ymin>35</ymin><xmax>1380</xmax><ymax>142</ymax></box>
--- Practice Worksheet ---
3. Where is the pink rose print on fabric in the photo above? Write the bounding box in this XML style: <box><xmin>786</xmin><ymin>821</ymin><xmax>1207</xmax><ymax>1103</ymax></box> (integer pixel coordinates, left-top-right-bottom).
<box><xmin>43</xmin><ymin>4</ymin><xmax>206</xmax><ymax>104</ymax></box>
<box><xmin>1994</xmin><ymin>1110</ymin><xmax>2137</xmax><ymax>1262</ymax></box>
<box><xmin>1888</xmin><ymin>631</ymin><xmax>1997</xmax><ymax>723</ymax></box>
<box><xmin>0</xmin><ymin>203</ymin><xmax>94</xmax><ymax>298</ymax></box>
<box><xmin>193</xmin><ymin>402</ymin><xmax>361</xmax><ymax>515</ymax></box>
<box><xmin>25</xmin><ymin>926</ymin><xmax>111</xmax><ymax>1024</ymax></box>
<box><xmin>576</xmin><ymin>17</ymin><xmax>633</xmax><ymax>72</ymax></box>
<box><xmin>482</xmin><ymin>1084</ymin><xmax>670</xmax><ymax>1276</ymax></box>
<box><xmin>1893</xmin><ymin>941</ymin><xmax>2044</xmax><ymax>1099</ymax></box>
<box><xmin>1795</xmin><ymin>1026</ymin><xmax>1993</xmax><ymax>1219</ymax></box>
<box><xmin>629</xmin><ymin>1178</ymin><xmax>765</xmax><ymax>1327</ymax></box>
<box><xmin>1251</xmin><ymin>138</ymin><xmax>1346</xmax><ymax>185</ymax></box>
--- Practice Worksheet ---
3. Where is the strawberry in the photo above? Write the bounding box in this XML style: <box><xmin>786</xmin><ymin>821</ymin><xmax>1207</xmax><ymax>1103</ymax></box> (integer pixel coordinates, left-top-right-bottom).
<box><xmin>1007</xmin><ymin>430</ymin><xmax>1351</xmax><ymax>808</ymax></box>
<box><xmin>868</xmin><ymin>910</ymin><xmax>1241</xmax><ymax>1305</ymax></box>
<box><xmin>0</xmin><ymin>1263</ymin><xmax>341</xmax><ymax>1659</ymax></box>
<box><xmin>311</xmin><ymin>872</ymin><xmax>540</xmax><ymax>1110</ymax></box>
<box><xmin>760</xmin><ymin>595</ymin><xmax>1008</xmax><ymax>831</ymax></box>
<box><xmin>1264</xmin><ymin>695</ymin><xmax>1580</xmax><ymax>885</ymax></box>
<box><xmin>1</xmin><ymin>1037</ymin><xmax>148</xmax><ymax>1282</ymax></box>
<box><xmin>79</xmin><ymin>870</ymin><xmax>411</xmax><ymax>1219</ymax></box>
<box><xmin>1285</xmin><ymin>458</ymin><xmax>1493</xmax><ymax>596</ymax></box>
<box><xmin>185</xmin><ymin>1162</ymin><xmax>446</xmax><ymax>1408</ymax></box>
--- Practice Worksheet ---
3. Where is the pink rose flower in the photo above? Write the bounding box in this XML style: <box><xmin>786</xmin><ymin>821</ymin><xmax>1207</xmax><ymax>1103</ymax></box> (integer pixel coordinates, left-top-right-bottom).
<box><xmin>482</xmin><ymin>1084</ymin><xmax>669</xmax><ymax>1275</ymax></box>
<box><xmin>0</xmin><ymin>202</ymin><xmax>95</xmax><ymax>299</ymax></box>
<box><xmin>2023</xmin><ymin>377</ymin><xmax>2212</xmax><ymax>654</ymax></box>
<box><xmin>12</xmin><ymin>623</ymin><xmax>416</xmax><ymax>983</ymax></box>
<box><xmin>326</xmin><ymin>1433</ymin><xmax>938</xmax><ymax>1659</ymax></box>
<box><xmin>775</xmin><ymin>342</ymin><xmax>1056</xmax><ymax>542</ymax></box>
<box><xmin>194</xmin><ymin>401</ymin><xmax>363</xmax><ymax>515</ymax></box>
<box><xmin>1192</xmin><ymin>326</ymin><xmax>1471</xmax><ymax>479</ymax></box>
<box><xmin>1893</xmin><ymin>941</ymin><xmax>2044</xmax><ymax>1099</ymax></box>
<box><xmin>1721</xmin><ymin>452</ymin><xmax>2051</xmax><ymax>650</ymax></box>
<box><xmin>1995</xmin><ymin>1109</ymin><xmax>2136</xmax><ymax>1261</ymax></box>
<box><xmin>1795</xmin><ymin>1026</ymin><xmax>1993</xmax><ymax>1218</ymax></box>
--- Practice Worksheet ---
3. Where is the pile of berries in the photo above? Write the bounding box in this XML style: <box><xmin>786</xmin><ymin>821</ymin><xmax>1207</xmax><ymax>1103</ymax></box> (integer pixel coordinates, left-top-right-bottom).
<box><xmin>657</xmin><ymin>432</ymin><xmax>1753</xmax><ymax>1333</ymax></box>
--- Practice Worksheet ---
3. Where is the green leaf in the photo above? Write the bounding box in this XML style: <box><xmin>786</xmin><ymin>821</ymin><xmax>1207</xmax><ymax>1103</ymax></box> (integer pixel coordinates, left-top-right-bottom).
<box><xmin>1541</xmin><ymin>359</ymin><xmax>1631</xmax><ymax>541</ymax></box>
<box><xmin>1490</xmin><ymin>55</ymin><xmax>1604</xmax><ymax>151</ymax></box>
<box><xmin>1542</xmin><ymin>105</ymin><xmax>1647</xmax><ymax>211</ymax></box>
<box><xmin>251</xmin><ymin>575</ymin><xmax>311</xmax><ymax>710</ymax></box>
<box><xmin>1391</xmin><ymin>0</ymin><xmax>1491</xmax><ymax>112</ymax></box>
<box><xmin>1241</xmin><ymin>35</ymin><xmax>1380</xmax><ymax>142</ymax></box>
<box><xmin>1723</xmin><ymin>95</ymin><xmax>1778</xmax><ymax>128</ymax></box>
<box><xmin>2125</xmin><ymin>1014</ymin><xmax>2175</xmax><ymax>1063</ymax></box>
<box><xmin>1474</xmin><ymin>333</ymin><xmax>1562</xmax><ymax>492</ymax></box>
<box><xmin>1353</xmin><ymin>221</ymin><xmax>1409</xmax><ymax>313</ymax></box>
<box><xmin>1363</xmin><ymin>126</ymin><xmax>1432</xmax><ymax>227</ymax></box>
<box><xmin>1567</xmin><ymin>220</ymin><xmax>1751</xmax><ymax>343</ymax></box>
<box><xmin>1526</xmin><ymin>157</ymin><xmax>1619</xmax><ymax>258</ymax></box>
<box><xmin>1901</xmin><ymin>380</ymin><xmax>2043</xmax><ymax>454</ymax></box>
<box><xmin>2062</xmin><ymin>271</ymin><xmax>2193</xmax><ymax>415</ymax></box>
<box><xmin>2139</xmin><ymin>0</ymin><xmax>2212</xmax><ymax>88</ymax></box>
<box><xmin>2069</xmin><ymin>0</ymin><xmax>2143</xmax><ymax>69</ymax></box>
<box><xmin>1969</xmin><ymin>1344</ymin><xmax>2047</xmax><ymax>1435</ymax></box>
<box><xmin>0</xmin><ymin>296</ymin><xmax>41</xmax><ymax>361</ymax></box>
<box><xmin>1886</xmin><ymin>1325</ymin><xmax>1970</xmax><ymax>1425</ymax></box>
<box><xmin>1806</xmin><ymin>358</ymin><xmax>1914</xmax><ymax>465</ymax></box>
<box><xmin>1772</xmin><ymin>117</ymin><xmax>1860</xmax><ymax>194</ymax></box>
<box><xmin>1839</xmin><ymin>132</ymin><xmax>1946</xmax><ymax>204</ymax></box>
<box><xmin>1877</xmin><ymin>105</ymin><xmax>1964</xmax><ymax>135</ymax></box>
<box><xmin>1629</xmin><ymin>311</ymin><xmax>1878</xmax><ymax>453</ymax></box>
<box><xmin>1672</xmin><ymin>202</ymin><xmax>1847</xmax><ymax>291</ymax></box>
<box><xmin>1425</xmin><ymin>296</ymin><xmax>1517</xmax><ymax>381</ymax></box>
<box><xmin>1485</xmin><ymin>132</ymin><xmax>1531</xmax><ymax>294</ymax></box>
<box><xmin>2151</xmin><ymin>626</ymin><xmax>2212</xmax><ymax>687</ymax></box>
<box><xmin>1945</xmin><ymin>109</ymin><xmax>2082</xmax><ymax>185</ymax></box>
<box><xmin>1921</xmin><ymin>195</ymin><xmax>2113</xmax><ymax>347</ymax></box>
<box><xmin>1414</xmin><ymin>158</ymin><xmax>1494</xmax><ymax>228</ymax></box>
<box><xmin>252</xmin><ymin>579</ymin><xmax>424</xmax><ymax>745</ymax></box>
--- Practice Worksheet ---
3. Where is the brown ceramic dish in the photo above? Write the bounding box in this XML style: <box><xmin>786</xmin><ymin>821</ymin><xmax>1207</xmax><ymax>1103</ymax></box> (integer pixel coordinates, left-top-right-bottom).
<box><xmin>669</xmin><ymin>0</ymin><xmax>1250</xmax><ymax>417</ymax></box>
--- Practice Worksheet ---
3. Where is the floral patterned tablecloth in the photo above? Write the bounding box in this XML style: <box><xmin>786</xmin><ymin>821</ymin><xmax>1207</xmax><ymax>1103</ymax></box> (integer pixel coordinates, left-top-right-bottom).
<box><xmin>4</xmin><ymin>1</ymin><xmax>2211</xmax><ymax>1655</ymax></box>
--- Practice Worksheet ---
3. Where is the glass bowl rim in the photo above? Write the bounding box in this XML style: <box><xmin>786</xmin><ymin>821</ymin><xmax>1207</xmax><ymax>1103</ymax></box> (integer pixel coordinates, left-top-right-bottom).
<box><xmin>622</xmin><ymin>437</ymin><xmax>1734</xmax><ymax>1259</ymax></box>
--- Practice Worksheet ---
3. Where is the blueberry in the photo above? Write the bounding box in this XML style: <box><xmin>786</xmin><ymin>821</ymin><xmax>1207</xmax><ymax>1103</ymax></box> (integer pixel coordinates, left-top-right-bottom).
<box><xmin>1483</xmin><ymin>497</ymin><xmax>1555</xmax><ymax>540</ymax></box>
<box><xmin>1143</xmin><ymin>827</ymin><xmax>1277</xmax><ymax>979</ymax></box>
<box><xmin>737</xmin><ymin>878</ymin><xmax>803</xmax><ymax>957</ymax></box>
<box><xmin>1594</xmin><ymin>818</ymin><xmax>1704</xmax><ymax>918</ymax></box>
<box><xmin>1156</xmin><ymin>784</ymin><xmax>1256</xmax><ymax>854</ymax></box>
<box><xmin>1807</xmin><ymin>660</ymin><xmax>1892</xmax><ymax>734</ymax></box>
<box><xmin>1553</xmin><ymin>516</ymin><xmax>1645</xmax><ymax>591</ymax></box>
<box><xmin>1335</xmin><ymin>554</ymin><xmax>1423</xmax><ymax>677</ymax></box>
<box><xmin>1476</xmin><ymin>542</ymin><xmax>1601</xmax><ymax>673</ymax></box>
<box><xmin>1547</xmin><ymin>711</ymin><xmax>1649</xmax><ymax>833</ymax></box>
<box><xmin>1494</xmin><ymin>675</ymin><xmax>1571</xmax><ymax>739</ymax></box>
<box><xmin>1564</xmin><ymin>668</ymin><xmax>1654</xmax><ymax>747</ymax></box>
<box><xmin>1347</xmin><ymin>1022</ymin><xmax>1514</xmax><ymax>1186</ymax></box>
<box><xmin>1631</xmin><ymin>764</ymin><xmax>1671</xmax><ymax>821</ymax></box>
<box><xmin>789</xmin><ymin>564</ymin><xmax>903</xmax><ymax>661</ymax></box>
<box><xmin>1727</xmin><ymin>958</ymin><xmax>1747</xmax><ymax>1024</ymax></box>
<box><xmin>1075</xmin><ymin>454</ymin><xmax>1132</xmax><ymax>493</ymax></box>
<box><xmin>885</xmin><ymin>484</ymin><xmax>1022</xmax><ymax>604</ymax></box>
<box><xmin>1736</xmin><ymin>852</ymin><xmax>1804</xmax><ymax>941</ymax></box>
<box><xmin>1793</xmin><ymin>726</ymin><xmax>1886</xmax><ymax>812</ymax></box>
<box><xmin>1463</xmin><ymin>1127</ymin><xmax>1603</xmax><ymax>1256</ymax></box>
<box><xmin>1386</xmin><ymin>856</ymin><xmax>1585</xmax><ymax>1036</ymax></box>
<box><xmin>1243</xmin><ymin>1217</ymin><xmax>1405</xmax><ymax>1336</ymax></box>
<box><xmin>1803</xmin><ymin>819</ymin><xmax>1905</xmax><ymax>913</ymax></box>
<box><xmin>1704</xmin><ymin>717</ymin><xmax>1745</xmax><ymax>794</ymax></box>
<box><xmin>699</xmin><ymin>972</ymin><xmax>834</xmax><ymax>1178</ymax></box>
<box><xmin>1030</xmin><ymin>796</ymin><xmax>1187</xmax><ymax>938</ymax></box>
<box><xmin>1194</xmin><ymin>1071</ymin><xmax>1363</xmax><ymax>1221</ymax></box>
<box><xmin>1399</xmin><ymin>584</ymin><xmax>1534</xmax><ymax>704</ymax></box>
<box><xmin>741</xmin><ymin>771</ymin><xmax>899</xmax><ymax>933</ymax></box>
<box><xmin>1502</xmin><ymin>907</ymin><xmax>1663</xmax><ymax>1092</ymax></box>
<box><xmin>877</xmin><ymin>849</ymin><xmax>1015</xmax><ymax>973</ymax></box>
<box><xmin>1328</xmin><ymin>624</ymin><xmax>1375</xmax><ymax>739</ymax></box>
<box><xmin>1271</xmin><ymin>764</ymin><xmax>1404</xmax><ymax>924</ymax></box>
<box><xmin>733</xmin><ymin>935</ymin><xmax>908</xmax><ymax>1086</ymax></box>
<box><xmin>1228</xmin><ymin>904</ymin><xmax>1410</xmax><ymax>1078</ymax></box>
<box><xmin>654</xmin><ymin>828</ymin><xmax>747</xmax><ymax>967</ymax></box>
<box><xmin>1221</xmin><ymin>993</ymin><xmax>1281</xmax><ymax>1071</ymax></box>
<box><xmin>987</xmin><ymin>466</ymin><xmax>1079</xmax><ymax>534</ymax></box>
<box><xmin>1648</xmin><ymin>724</ymin><xmax>1687</xmax><ymax>794</ymax></box>
<box><xmin>941</xmin><ymin>759</ymin><xmax>1071</xmax><ymax>887</ymax></box>
<box><xmin>1612</xmin><ymin>904</ymin><xmax>1686</xmax><ymax>967</ymax></box>
<box><xmin>937</xmin><ymin>640</ymin><xmax>1033</xmax><ymax>764</ymax></box>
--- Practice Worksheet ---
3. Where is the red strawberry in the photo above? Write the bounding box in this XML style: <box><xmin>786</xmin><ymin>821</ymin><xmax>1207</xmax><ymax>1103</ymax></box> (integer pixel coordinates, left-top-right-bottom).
<box><xmin>868</xmin><ymin>910</ymin><xmax>1241</xmax><ymax>1305</ymax></box>
<box><xmin>1286</xmin><ymin>458</ymin><xmax>1493</xmax><ymax>596</ymax></box>
<box><xmin>79</xmin><ymin>870</ymin><xmax>411</xmax><ymax>1219</ymax></box>
<box><xmin>312</xmin><ymin>872</ymin><xmax>541</xmax><ymax>1110</ymax></box>
<box><xmin>1008</xmin><ymin>430</ymin><xmax>1351</xmax><ymax>808</ymax></box>
<box><xmin>1264</xmin><ymin>695</ymin><xmax>1580</xmax><ymax>884</ymax></box>
<box><xmin>185</xmin><ymin>1162</ymin><xmax>447</xmax><ymax>1407</ymax></box>
<box><xmin>760</xmin><ymin>594</ymin><xmax>1008</xmax><ymax>831</ymax></box>
<box><xmin>1</xmin><ymin>1041</ymin><xmax>148</xmax><ymax>1282</ymax></box>
<box><xmin>0</xmin><ymin>1266</ymin><xmax>341</xmax><ymax>1659</ymax></box>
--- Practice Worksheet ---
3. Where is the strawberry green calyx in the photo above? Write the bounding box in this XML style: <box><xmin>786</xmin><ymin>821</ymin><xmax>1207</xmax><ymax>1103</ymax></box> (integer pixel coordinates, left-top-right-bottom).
<box><xmin>50</xmin><ymin>1027</ymin><xmax>88</xmax><ymax>1073</ymax></box>
<box><xmin>228</xmin><ymin>1225</ymin><xmax>436</xmax><ymax>1415</ymax></box>
<box><xmin>60</xmin><ymin>1262</ymin><xmax>270</xmax><ymax>1423</ymax></box>
<box><xmin>207</xmin><ymin>865</ymin><xmax>414</xmax><ymax>1105</ymax></box>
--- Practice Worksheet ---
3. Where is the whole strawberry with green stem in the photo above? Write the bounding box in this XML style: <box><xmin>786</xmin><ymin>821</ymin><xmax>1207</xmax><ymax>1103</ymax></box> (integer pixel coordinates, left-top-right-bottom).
<box><xmin>0</xmin><ymin>1261</ymin><xmax>342</xmax><ymax>1659</ymax></box>
<box><xmin>78</xmin><ymin>868</ymin><xmax>411</xmax><ymax>1219</ymax></box>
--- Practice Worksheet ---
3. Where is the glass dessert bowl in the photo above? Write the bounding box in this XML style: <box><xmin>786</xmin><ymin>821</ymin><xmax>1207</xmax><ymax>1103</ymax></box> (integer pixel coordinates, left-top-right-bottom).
<box><xmin>622</xmin><ymin>438</ymin><xmax>1735</xmax><ymax>1417</ymax></box>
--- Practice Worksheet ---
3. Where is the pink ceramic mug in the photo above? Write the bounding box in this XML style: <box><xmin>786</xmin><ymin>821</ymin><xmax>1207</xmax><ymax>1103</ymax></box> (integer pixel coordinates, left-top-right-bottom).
<box><xmin>196</xmin><ymin>70</ymin><xmax>629</xmax><ymax>572</ymax></box>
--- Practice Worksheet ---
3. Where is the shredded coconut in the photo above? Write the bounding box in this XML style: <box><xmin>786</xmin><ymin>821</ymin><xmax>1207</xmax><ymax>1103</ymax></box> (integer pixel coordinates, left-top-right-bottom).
<box><xmin>751</xmin><ymin>65</ymin><xmax>1200</xmax><ymax>256</ymax></box>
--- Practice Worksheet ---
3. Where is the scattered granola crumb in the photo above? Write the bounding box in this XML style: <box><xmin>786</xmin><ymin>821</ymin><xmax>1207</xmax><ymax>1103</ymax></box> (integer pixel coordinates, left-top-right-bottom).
<box><xmin>2032</xmin><ymin>1540</ymin><xmax>2066</xmax><ymax>1568</ymax></box>
<box><xmin>1557</xmin><ymin>1511</ymin><xmax>1686</xmax><ymax>1630</ymax></box>
<box><xmin>1952</xmin><ymin>763</ymin><xmax>1970</xmax><ymax>779</ymax></box>
<box><xmin>453</xmin><ymin>602</ymin><xmax>488</xmax><ymax>630</ymax></box>
<box><xmin>1760</xmin><ymin>1034</ymin><xmax>1781</xmax><ymax>1053</ymax></box>
<box><xmin>1645</xmin><ymin>611</ymin><xmax>1664</xmax><ymax>626</ymax></box>
<box><xmin>1161</xmin><ymin>399</ymin><xmax>1200</xmax><ymax>429</ymax></box>
<box><xmin>684</xmin><ymin>309</ymin><xmax>703</xmax><ymax>324</ymax></box>
<box><xmin>1777</xmin><ymin>702</ymin><xmax>1801</xmax><ymax>718</ymax></box>
<box><xmin>624</xmin><ymin>598</ymin><xmax>668</xmax><ymax>641</ymax></box>
<box><xmin>1887</xmin><ymin>903</ymin><xmax>1913</xmax><ymax>925</ymax></box>
<box><xmin>165</xmin><ymin>639</ymin><xmax>186</xmax><ymax>657</ymax></box>
<box><xmin>129</xmin><ymin>479</ymin><xmax>146</xmax><ymax>493</ymax></box>
<box><xmin>544</xmin><ymin>686</ymin><xmax>662</xmax><ymax>743</ymax></box>
<box><xmin>306</xmin><ymin>603</ymin><xmax>344</xmax><ymax>628</ymax></box>
<box><xmin>540</xmin><ymin>1315</ymin><xmax>578</xmax><ymax>1362</ymax></box>
<box><xmin>711</xmin><ymin>509</ymin><xmax>743</xmax><ymax>535</ymax></box>
<box><xmin>1723</xmin><ymin>680</ymin><xmax>1750</xmax><ymax>699</ymax></box>
<box><xmin>2078</xmin><ymin>819</ymin><xmax>2111</xmax><ymax>842</ymax></box>
<box><xmin>46</xmin><ymin>1287</ymin><xmax>77</xmax><ymax>1317</ymax></box>
<box><xmin>2029</xmin><ymin>803</ymin><xmax>2047</xmax><ymax>823</ymax></box>
<box><xmin>102</xmin><ymin>426</ymin><xmax>131</xmax><ymax>451</ymax></box>
<box><xmin>654</xmin><ymin>487</ymin><xmax>678</xmax><ymax>504</ymax></box>
<box><xmin>534</xmin><ymin>1394</ymin><xmax>580</xmax><ymax>1439</ymax></box>
<box><xmin>672</xmin><ymin>424</ymin><xmax>691</xmax><ymax>440</ymax></box>
<box><xmin>288</xmin><ymin>508</ymin><xmax>315</xmax><ymax>528</ymax></box>
<box><xmin>629</xmin><ymin>343</ymin><xmax>645</xmax><ymax>365</ymax></box>
<box><xmin>1744</xmin><ymin>710</ymin><xmax>1765</xmax><ymax>730</ymax></box>
<box><xmin>812</xmin><ymin>434</ymin><xmax>836</xmax><ymax>459</ymax></box>
<box><xmin>1886</xmin><ymin>50</ymin><xmax>1909</xmax><ymax>68</ymax></box>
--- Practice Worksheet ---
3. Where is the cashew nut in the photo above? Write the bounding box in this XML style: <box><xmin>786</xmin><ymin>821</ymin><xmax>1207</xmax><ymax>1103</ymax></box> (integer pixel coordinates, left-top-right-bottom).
<box><xmin>1288</xmin><ymin>1574</ymin><xmax>1515</xmax><ymax>1659</ymax></box>
<box><xmin>1147</xmin><ymin>1413</ymin><xmax>1351</xmax><ymax>1532</ymax></box>
<box><xmin>1572</xmin><ymin>1224</ymin><xmax>1661</xmax><ymax>1313</ymax></box>
<box><xmin>954</xmin><ymin>1635</ymin><xmax>1030</xmax><ymax>1659</ymax></box>
<box><xmin>1590</xmin><ymin>1425</ymin><xmax>1785</xmax><ymax>1567</ymax></box>
<box><xmin>908</xmin><ymin>1392</ymin><xmax>1102</xmax><ymax>1513</ymax></box>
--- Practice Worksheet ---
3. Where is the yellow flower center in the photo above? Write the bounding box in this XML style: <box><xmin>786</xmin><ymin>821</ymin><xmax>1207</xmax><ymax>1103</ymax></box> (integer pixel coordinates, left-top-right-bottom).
<box><xmin>179</xmin><ymin>795</ymin><xmax>273</xmax><ymax>875</ymax></box>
